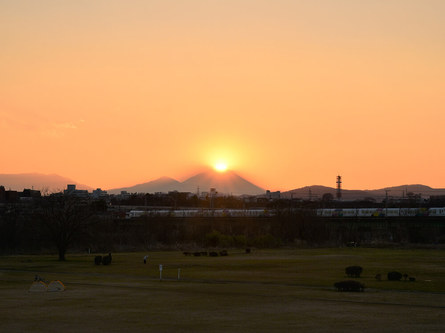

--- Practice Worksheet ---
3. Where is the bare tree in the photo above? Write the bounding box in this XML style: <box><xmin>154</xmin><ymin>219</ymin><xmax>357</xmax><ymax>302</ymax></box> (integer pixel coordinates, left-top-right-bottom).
<box><xmin>40</xmin><ymin>195</ymin><xmax>94</xmax><ymax>261</ymax></box>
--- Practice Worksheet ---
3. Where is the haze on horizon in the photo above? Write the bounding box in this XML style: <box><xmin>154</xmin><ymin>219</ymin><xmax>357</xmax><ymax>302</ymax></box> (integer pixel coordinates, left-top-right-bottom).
<box><xmin>1</xmin><ymin>0</ymin><xmax>444</xmax><ymax>191</ymax></box>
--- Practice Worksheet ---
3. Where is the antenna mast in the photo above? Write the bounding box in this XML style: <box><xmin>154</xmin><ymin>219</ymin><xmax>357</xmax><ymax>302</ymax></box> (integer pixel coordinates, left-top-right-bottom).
<box><xmin>336</xmin><ymin>175</ymin><xmax>342</xmax><ymax>200</ymax></box>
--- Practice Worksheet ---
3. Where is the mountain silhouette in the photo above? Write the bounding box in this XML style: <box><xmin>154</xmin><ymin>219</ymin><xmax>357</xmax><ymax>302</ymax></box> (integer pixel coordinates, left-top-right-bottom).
<box><xmin>181</xmin><ymin>170</ymin><xmax>264</xmax><ymax>196</ymax></box>
<box><xmin>283</xmin><ymin>184</ymin><xmax>445</xmax><ymax>201</ymax></box>
<box><xmin>108</xmin><ymin>177</ymin><xmax>182</xmax><ymax>194</ymax></box>
<box><xmin>108</xmin><ymin>170</ymin><xmax>264</xmax><ymax>196</ymax></box>
<box><xmin>0</xmin><ymin>173</ymin><xmax>92</xmax><ymax>193</ymax></box>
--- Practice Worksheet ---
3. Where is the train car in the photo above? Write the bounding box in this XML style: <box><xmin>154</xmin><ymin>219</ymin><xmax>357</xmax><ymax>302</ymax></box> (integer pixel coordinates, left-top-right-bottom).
<box><xmin>246</xmin><ymin>209</ymin><xmax>267</xmax><ymax>217</ymax></box>
<box><xmin>399</xmin><ymin>208</ymin><xmax>419</xmax><ymax>216</ymax></box>
<box><xmin>174</xmin><ymin>209</ymin><xmax>200</xmax><ymax>217</ymax></box>
<box><xmin>126</xmin><ymin>210</ymin><xmax>146</xmax><ymax>219</ymax></box>
<box><xmin>332</xmin><ymin>209</ymin><xmax>344</xmax><ymax>217</ymax></box>
<box><xmin>428</xmin><ymin>207</ymin><xmax>445</xmax><ymax>217</ymax></box>
<box><xmin>127</xmin><ymin>207</ymin><xmax>445</xmax><ymax>219</ymax></box>
<box><xmin>385</xmin><ymin>208</ymin><xmax>400</xmax><ymax>217</ymax></box>
<box><xmin>320</xmin><ymin>209</ymin><xmax>335</xmax><ymax>217</ymax></box>
<box><xmin>342</xmin><ymin>209</ymin><xmax>357</xmax><ymax>217</ymax></box>
<box><xmin>357</xmin><ymin>208</ymin><xmax>378</xmax><ymax>217</ymax></box>
<box><xmin>417</xmin><ymin>208</ymin><xmax>430</xmax><ymax>217</ymax></box>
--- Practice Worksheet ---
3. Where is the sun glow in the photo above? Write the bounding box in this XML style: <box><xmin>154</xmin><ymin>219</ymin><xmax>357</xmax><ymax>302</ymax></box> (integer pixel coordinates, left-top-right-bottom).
<box><xmin>214</xmin><ymin>162</ymin><xmax>228</xmax><ymax>172</ymax></box>
<box><xmin>202</xmin><ymin>145</ymin><xmax>241</xmax><ymax>174</ymax></box>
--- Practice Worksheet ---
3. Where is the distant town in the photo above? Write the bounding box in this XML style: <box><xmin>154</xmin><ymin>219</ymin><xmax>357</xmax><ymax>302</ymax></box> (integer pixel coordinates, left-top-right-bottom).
<box><xmin>3</xmin><ymin>179</ymin><xmax>445</xmax><ymax>218</ymax></box>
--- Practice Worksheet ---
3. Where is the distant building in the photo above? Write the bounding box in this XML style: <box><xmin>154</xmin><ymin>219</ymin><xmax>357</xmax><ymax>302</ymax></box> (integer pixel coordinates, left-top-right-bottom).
<box><xmin>114</xmin><ymin>191</ymin><xmax>131</xmax><ymax>200</ymax></box>
<box><xmin>266</xmin><ymin>190</ymin><xmax>281</xmax><ymax>200</ymax></box>
<box><xmin>199</xmin><ymin>188</ymin><xmax>221</xmax><ymax>200</ymax></box>
<box><xmin>0</xmin><ymin>186</ymin><xmax>5</xmax><ymax>202</ymax></box>
<box><xmin>63</xmin><ymin>184</ymin><xmax>89</xmax><ymax>198</ymax></box>
<box><xmin>0</xmin><ymin>186</ymin><xmax>41</xmax><ymax>202</ymax></box>
<box><xmin>209</xmin><ymin>188</ymin><xmax>217</xmax><ymax>208</ymax></box>
<box><xmin>66</xmin><ymin>184</ymin><xmax>76</xmax><ymax>193</ymax></box>
<box><xmin>5</xmin><ymin>190</ymin><xmax>19</xmax><ymax>202</ymax></box>
<box><xmin>430</xmin><ymin>195</ymin><xmax>445</xmax><ymax>205</ymax></box>
<box><xmin>92</xmin><ymin>188</ymin><xmax>108</xmax><ymax>199</ymax></box>
<box><xmin>20</xmin><ymin>189</ymin><xmax>42</xmax><ymax>200</ymax></box>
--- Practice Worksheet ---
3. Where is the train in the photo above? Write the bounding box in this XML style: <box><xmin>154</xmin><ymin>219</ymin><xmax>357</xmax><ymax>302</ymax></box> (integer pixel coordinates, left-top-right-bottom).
<box><xmin>124</xmin><ymin>207</ymin><xmax>445</xmax><ymax>219</ymax></box>
<box><xmin>126</xmin><ymin>208</ymin><xmax>270</xmax><ymax>219</ymax></box>
<box><xmin>316</xmin><ymin>207</ymin><xmax>445</xmax><ymax>217</ymax></box>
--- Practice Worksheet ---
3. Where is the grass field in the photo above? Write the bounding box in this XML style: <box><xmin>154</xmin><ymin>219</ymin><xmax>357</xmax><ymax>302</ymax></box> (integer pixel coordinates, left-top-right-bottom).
<box><xmin>1</xmin><ymin>248</ymin><xmax>445</xmax><ymax>332</ymax></box>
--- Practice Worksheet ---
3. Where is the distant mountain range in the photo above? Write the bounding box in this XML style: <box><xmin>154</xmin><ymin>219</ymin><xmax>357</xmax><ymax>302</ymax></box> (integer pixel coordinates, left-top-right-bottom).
<box><xmin>2</xmin><ymin>172</ymin><xmax>445</xmax><ymax>200</ymax></box>
<box><xmin>108</xmin><ymin>176</ymin><xmax>183</xmax><ymax>195</ymax></box>
<box><xmin>108</xmin><ymin>170</ymin><xmax>265</xmax><ymax>196</ymax></box>
<box><xmin>0</xmin><ymin>173</ymin><xmax>92</xmax><ymax>193</ymax></box>
<box><xmin>283</xmin><ymin>184</ymin><xmax>445</xmax><ymax>201</ymax></box>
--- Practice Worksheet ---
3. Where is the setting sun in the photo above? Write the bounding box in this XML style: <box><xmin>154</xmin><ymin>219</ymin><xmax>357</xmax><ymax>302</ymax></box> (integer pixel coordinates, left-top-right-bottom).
<box><xmin>214</xmin><ymin>162</ymin><xmax>228</xmax><ymax>172</ymax></box>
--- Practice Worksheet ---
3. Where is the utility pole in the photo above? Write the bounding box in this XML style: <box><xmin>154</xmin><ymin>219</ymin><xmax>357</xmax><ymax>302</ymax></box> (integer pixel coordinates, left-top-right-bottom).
<box><xmin>385</xmin><ymin>190</ymin><xmax>390</xmax><ymax>216</ymax></box>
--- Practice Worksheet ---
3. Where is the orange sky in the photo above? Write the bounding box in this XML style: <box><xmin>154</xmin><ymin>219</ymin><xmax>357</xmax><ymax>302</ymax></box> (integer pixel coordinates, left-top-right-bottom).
<box><xmin>1</xmin><ymin>0</ymin><xmax>444</xmax><ymax>191</ymax></box>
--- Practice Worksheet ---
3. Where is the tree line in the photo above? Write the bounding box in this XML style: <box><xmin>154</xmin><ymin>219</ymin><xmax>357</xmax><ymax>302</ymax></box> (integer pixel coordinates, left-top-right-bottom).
<box><xmin>1</xmin><ymin>195</ymin><xmax>445</xmax><ymax>260</ymax></box>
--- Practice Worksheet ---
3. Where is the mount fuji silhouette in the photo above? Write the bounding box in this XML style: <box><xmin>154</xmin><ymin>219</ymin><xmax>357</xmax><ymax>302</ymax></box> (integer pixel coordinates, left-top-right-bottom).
<box><xmin>108</xmin><ymin>170</ymin><xmax>264</xmax><ymax>196</ymax></box>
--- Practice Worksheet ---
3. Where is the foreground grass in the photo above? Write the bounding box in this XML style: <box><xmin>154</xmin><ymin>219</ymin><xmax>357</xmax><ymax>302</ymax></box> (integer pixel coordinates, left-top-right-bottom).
<box><xmin>1</xmin><ymin>248</ymin><xmax>445</xmax><ymax>332</ymax></box>
<box><xmin>2</xmin><ymin>248</ymin><xmax>445</xmax><ymax>292</ymax></box>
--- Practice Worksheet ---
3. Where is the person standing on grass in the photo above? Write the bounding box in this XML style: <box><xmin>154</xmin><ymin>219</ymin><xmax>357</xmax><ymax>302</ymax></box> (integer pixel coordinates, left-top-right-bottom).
<box><xmin>143</xmin><ymin>255</ymin><xmax>148</xmax><ymax>264</ymax></box>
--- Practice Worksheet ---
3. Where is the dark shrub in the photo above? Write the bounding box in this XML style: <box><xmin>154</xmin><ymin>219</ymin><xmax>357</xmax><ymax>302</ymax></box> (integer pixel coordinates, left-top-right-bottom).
<box><xmin>204</xmin><ymin>231</ymin><xmax>233</xmax><ymax>248</ymax></box>
<box><xmin>334</xmin><ymin>280</ymin><xmax>365</xmax><ymax>292</ymax></box>
<box><xmin>183</xmin><ymin>252</ymin><xmax>191</xmax><ymax>256</ymax></box>
<box><xmin>252</xmin><ymin>234</ymin><xmax>281</xmax><ymax>248</ymax></box>
<box><xmin>102</xmin><ymin>254</ymin><xmax>112</xmax><ymax>265</ymax></box>
<box><xmin>387</xmin><ymin>271</ymin><xmax>403</xmax><ymax>281</ymax></box>
<box><xmin>345</xmin><ymin>266</ymin><xmax>363</xmax><ymax>278</ymax></box>
<box><xmin>245</xmin><ymin>248</ymin><xmax>251</xmax><ymax>254</ymax></box>
<box><xmin>409</xmin><ymin>277</ymin><xmax>416</xmax><ymax>282</ymax></box>
<box><xmin>209</xmin><ymin>252</ymin><xmax>218</xmax><ymax>257</ymax></box>
<box><xmin>193</xmin><ymin>252</ymin><xmax>201</xmax><ymax>256</ymax></box>
<box><xmin>94</xmin><ymin>256</ymin><xmax>102</xmax><ymax>265</ymax></box>
<box><xmin>200</xmin><ymin>251</ymin><xmax>208</xmax><ymax>256</ymax></box>
<box><xmin>232</xmin><ymin>235</ymin><xmax>247</xmax><ymax>248</ymax></box>
<box><xmin>219</xmin><ymin>250</ymin><xmax>228</xmax><ymax>256</ymax></box>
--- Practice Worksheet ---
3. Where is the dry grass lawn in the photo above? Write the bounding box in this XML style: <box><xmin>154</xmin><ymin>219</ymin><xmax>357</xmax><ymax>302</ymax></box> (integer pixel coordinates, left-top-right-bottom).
<box><xmin>1</xmin><ymin>248</ymin><xmax>445</xmax><ymax>332</ymax></box>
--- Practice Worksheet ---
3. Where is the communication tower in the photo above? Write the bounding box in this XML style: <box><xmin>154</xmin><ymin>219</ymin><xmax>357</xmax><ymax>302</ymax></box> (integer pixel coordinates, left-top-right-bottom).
<box><xmin>336</xmin><ymin>175</ymin><xmax>342</xmax><ymax>200</ymax></box>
